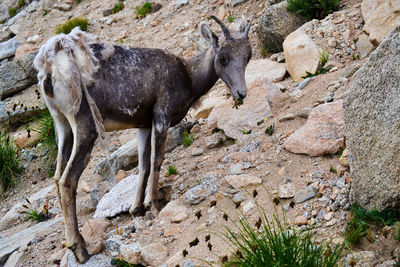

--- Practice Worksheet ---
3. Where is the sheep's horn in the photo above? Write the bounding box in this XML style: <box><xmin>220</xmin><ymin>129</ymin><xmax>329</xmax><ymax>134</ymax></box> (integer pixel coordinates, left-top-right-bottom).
<box><xmin>210</xmin><ymin>15</ymin><xmax>232</xmax><ymax>41</ymax></box>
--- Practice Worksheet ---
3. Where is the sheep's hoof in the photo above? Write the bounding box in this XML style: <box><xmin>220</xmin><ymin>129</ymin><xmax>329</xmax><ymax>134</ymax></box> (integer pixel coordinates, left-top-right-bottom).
<box><xmin>71</xmin><ymin>242</ymin><xmax>91</xmax><ymax>263</ymax></box>
<box><xmin>129</xmin><ymin>203</ymin><xmax>145</xmax><ymax>217</ymax></box>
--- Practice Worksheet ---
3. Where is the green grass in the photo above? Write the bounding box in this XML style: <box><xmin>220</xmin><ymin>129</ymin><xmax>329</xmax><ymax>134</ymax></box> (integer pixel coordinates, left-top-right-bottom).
<box><xmin>111</xmin><ymin>258</ymin><xmax>143</xmax><ymax>267</ymax></box>
<box><xmin>0</xmin><ymin>133</ymin><xmax>22</xmax><ymax>196</ymax></box>
<box><xmin>17</xmin><ymin>0</ymin><xmax>26</xmax><ymax>8</ymax></box>
<box><xmin>31</xmin><ymin>110</ymin><xmax>57</xmax><ymax>176</ymax></box>
<box><xmin>135</xmin><ymin>2</ymin><xmax>152</xmax><ymax>19</ymax></box>
<box><xmin>8</xmin><ymin>7</ymin><xmax>17</xmax><ymax>18</ymax></box>
<box><xmin>166</xmin><ymin>165</ymin><xmax>177</xmax><ymax>176</ymax></box>
<box><xmin>329</xmin><ymin>165</ymin><xmax>337</xmax><ymax>174</ymax></box>
<box><xmin>265</xmin><ymin>124</ymin><xmax>275</xmax><ymax>136</ymax></box>
<box><xmin>239</xmin><ymin>129</ymin><xmax>252</xmax><ymax>135</ymax></box>
<box><xmin>345</xmin><ymin>205</ymin><xmax>400</xmax><ymax>248</ymax></box>
<box><xmin>112</xmin><ymin>2</ymin><xmax>124</xmax><ymax>14</ymax></box>
<box><xmin>21</xmin><ymin>198</ymin><xmax>50</xmax><ymax>223</ymax></box>
<box><xmin>182</xmin><ymin>131</ymin><xmax>194</xmax><ymax>147</ymax></box>
<box><xmin>286</xmin><ymin>0</ymin><xmax>340</xmax><ymax>20</ymax></box>
<box><xmin>227</xmin><ymin>15</ymin><xmax>234</xmax><ymax>23</ymax></box>
<box><xmin>55</xmin><ymin>17</ymin><xmax>88</xmax><ymax>34</ymax></box>
<box><xmin>221</xmin><ymin>209</ymin><xmax>344</xmax><ymax>266</ymax></box>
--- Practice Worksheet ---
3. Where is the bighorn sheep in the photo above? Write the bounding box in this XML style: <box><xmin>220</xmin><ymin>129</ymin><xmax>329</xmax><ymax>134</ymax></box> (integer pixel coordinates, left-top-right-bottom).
<box><xmin>33</xmin><ymin>16</ymin><xmax>253</xmax><ymax>262</ymax></box>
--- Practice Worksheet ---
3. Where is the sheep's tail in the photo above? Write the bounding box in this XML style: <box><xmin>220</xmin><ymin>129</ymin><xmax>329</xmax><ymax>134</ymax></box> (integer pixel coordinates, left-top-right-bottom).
<box><xmin>34</xmin><ymin>27</ymin><xmax>115</xmax><ymax>179</ymax></box>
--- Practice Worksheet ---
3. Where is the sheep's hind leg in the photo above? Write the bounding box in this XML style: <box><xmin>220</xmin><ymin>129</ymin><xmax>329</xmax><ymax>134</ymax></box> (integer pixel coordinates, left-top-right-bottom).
<box><xmin>144</xmin><ymin>120</ymin><xmax>168</xmax><ymax>215</ymax></box>
<box><xmin>129</xmin><ymin>128</ymin><xmax>152</xmax><ymax>216</ymax></box>
<box><xmin>58</xmin><ymin>116</ymin><xmax>97</xmax><ymax>263</ymax></box>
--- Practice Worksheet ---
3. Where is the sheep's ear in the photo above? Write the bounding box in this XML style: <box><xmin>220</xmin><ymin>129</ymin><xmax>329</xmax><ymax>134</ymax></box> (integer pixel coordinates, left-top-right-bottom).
<box><xmin>200</xmin><ymin>22</ymin><xmax>219</xmax><ymax>48</ymax></box>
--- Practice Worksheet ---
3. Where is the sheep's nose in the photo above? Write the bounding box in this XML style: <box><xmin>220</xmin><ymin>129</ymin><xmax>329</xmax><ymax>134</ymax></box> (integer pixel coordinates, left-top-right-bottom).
<box><xmin>238</xmin><ymin>92</ymin><xmax>246</xmax><ymax>99</ymax></box>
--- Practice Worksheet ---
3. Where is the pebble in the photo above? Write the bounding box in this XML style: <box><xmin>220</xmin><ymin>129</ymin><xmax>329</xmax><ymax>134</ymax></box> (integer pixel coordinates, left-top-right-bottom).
<box><xmin>295</xmin><ymin>78</ymin><xmax>311</xmax><ymax>90</ymax></box>
<box><xmin>294</xmin><ymin>186</ymin><xmax>317</xmax><ymax>203</ymax></box>
<box><xmin>295</xmin><ymin>215</ymin><xmax>308</xmax><ymax>226</ymax></box>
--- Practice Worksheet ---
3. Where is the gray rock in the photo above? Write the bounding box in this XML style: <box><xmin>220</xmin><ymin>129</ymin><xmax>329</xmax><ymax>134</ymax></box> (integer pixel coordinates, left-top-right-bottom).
<box><xmin>60</xmin><ymin>250</ymin><xmax>111</xmax><ymax>267</ymax></box>
<box><xmin>0</xmin><ymin>217</ymin><xmax>63</xmax><ymax>265</ymax></box>
<box><xmin>94</xmin><ymin>175</ymin><xmax>139</xmax><ymax>218</ymax></box>
<box><xmin>341</xmin><ymin>251</ymin><xmax>376</xmax><ymax>267</ymax></box>
<box><xmin>0</xmin><ymin>51</ymin><xmax>37</xmax><ymax>100</ymax></box>
<box><xmin>105</xmin><ymin>237</ymin><xmax>122</xmax><ymax>257</ymax></box>
<box><xmin>295</xmin><ymin>77</ymin><xmax>311</xmax><ymax>90</ymax></box>
<box><xmin>344</xmin><ymin>27</ymin><xmax>400</xmax><ymax>211</ymax></box>
<box><xmin>183</xmin><ymin>261</ymin><xmax>195</xmax><ymax>267</ymax></box>
<box><xmin>191</xmin><ymin>148</ymin><xmax>203</xmax><ymax>156</ymax></box>
<box><xmin>294</xmin><ymin>186</ymin><xmax>317</xmax><ymax>203</ymax></box>
<box><xmin>239</xmin><ymin>139</ymin><xmax>261</xmax><ymax>152</ymax></box>
<box><xmin>184</xmin><ymin>175</ymin><xmax>219</xmax><ymax>205</ymax></box>
<box><xmin>0</xmin><ymin>37</ymin><xmax>19</xmax><ymax>60</ymax></box>
<box><xmin>232</xmin><ymin>0</ymin><xmax>249</xmax><ymax>7</ymax></box>
<box><xmin>205</xmin><ymin>131</ymin><xmax>226</xmax><ymax>148</ymax></box>
<box><xmin>279</xmin><ymin>183</ymin><xmax>295</xmax><ymax>199</ymax></box>
<box><xmin>103</xmin><ymin>8</ymin><xmax>113</xmax><ymax>16</ymax></box>
<box><xmin>20</xmin><ymin>149</ymin><xmax>38</xmax><ymax>162</ymax></box>
<box><xmin>258</xmin><ymin>1</ymin><xmax>308</xmax><ymax>53</ymax></box>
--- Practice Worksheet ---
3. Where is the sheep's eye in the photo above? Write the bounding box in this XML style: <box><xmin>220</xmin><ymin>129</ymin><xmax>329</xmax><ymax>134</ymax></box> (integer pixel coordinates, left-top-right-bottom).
<box><xmin>219</xmin><ymin>55</ymin><xmax>229</xmax><ymax>66</ymax></box>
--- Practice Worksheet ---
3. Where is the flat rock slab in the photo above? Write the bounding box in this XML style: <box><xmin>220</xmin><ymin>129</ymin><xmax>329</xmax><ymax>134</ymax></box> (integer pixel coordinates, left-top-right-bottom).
<box><xmin>0</xmin><ymin>217</ymin><xmax>63</xmax><ymax>264</ymax></box>
<box><xmin>279</xmin><ymin>184</ymin><xmax>295</xmax><ymax>199</ymax></box>
<box><xmin>60</xmin><ymin>250</ymin><xmax>111</xmax><ymax>267</ymax></box>
<box><xmin>208</xmin><ymin>80</ymin><xmax>279</xmax><ymax>139</ymax></box>
<box><xmin>245</xmin><ymin>59</ymin><xmax>286</xmax><ymax>84</ymax></box>
<box><xmin>284</xmin><ymin>100</ymin><xmax>345</xmax><ymax>157</ymax></box>
<box><xmin>224</xmin><ymin>174</ymin><xmax>261</xmax><ymax>189</ymax></box>
<box><xmin>184</xmin><ymin>175</ymin><xmax>219</xmax><ymax>205</ymax></box>
<box><xmin>93</xmin><ymin>174</ymin><xmax>139</xmax><ymax>218</ymax></box>
<box><xmin>294</xmin><ymin>186</ymin><xmax>317</xmax><ymax>203</ymax></box>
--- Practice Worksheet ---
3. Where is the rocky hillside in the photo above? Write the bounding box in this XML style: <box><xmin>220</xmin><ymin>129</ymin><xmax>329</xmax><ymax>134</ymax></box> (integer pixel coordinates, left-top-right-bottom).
<box><xmin>1</xmin><ymin>0</ymin><xmax>400</xmax><ymax>266</ymax></box>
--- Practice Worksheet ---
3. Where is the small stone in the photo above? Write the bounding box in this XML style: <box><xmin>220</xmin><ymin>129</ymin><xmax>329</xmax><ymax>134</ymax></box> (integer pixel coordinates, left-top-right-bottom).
<box><xmin>173</xmin><ymin>0</ymin><xmax>188</xmax><ymax>8</ymax></box>
<box><xmin>294</xmin><ymin>186</ymin><xmax>317</xmax><ymax>203</ymax></box>
<box><xmin>279</xmin><ymin>113</ymin><xmax>295</xmax><ymax>122</ymax></box>
<box><xmin>80</xmin><ymin>180</ymin><xmax>91</xmax><ymax>193</ymax></box>
<box><xmin>295</xmin><ymin>215</ymin><xmax>308</xmax><ymax>226</ymax></box>
<box><xmin>296</xmin><ymin>78</ymin><xmax>311</xmax><ymax>90</ymax></box>
<box><xmin>163</xmin><ymin>226</ymin><xmax>182</xmax><ymax>237</ymax></box>
<box><xmin>279</xmin><ymin>184</ymin><xmax>295</xmax><ymax>199</ymax></box>
<box><xmin>243</xmin><ymin>200</ymin><xmax>255</xmax><ymax>213</ymax></box>
<box><xmin>205</xmin><ymin>132</ymin><xmax>226</xmax><ymax>148</ymax></box>
<box><xmin>184</xmin><ymin>175</ymin><xmax>219</xmax><ymax>205</ymax></box>
<box><xmin>27</xmin><ymin>35</ymin><xmax>40</xmax><ymax>43</ymax></box>
<box><xmin>323</xmin><ymin>212</ymin><xmax>333</xmax><ymax>221</ymax></box>
<box><xmin>229</xmin><ymin>163</ymin><xmax>243</xmax><ymax>175</ymax></box>
<box><xmin>224</xmin><ymin>174</ymin><xmax>261</xmax><ymax>189</ymax></box>
<box><xmin>336</xmin><ymin>164</ymin><xmax>347</xmax><ymax>177</ymax></box>
<box><xmin>103</xmin><ymin>8</ymin><xmax>113</xmax><ymax>16</ymax></box>
<box><xmin>338</xmin><ymin>148</ymin><xmax>349</xmax><ymax>167</ymax></box>
<box><xmin>141</xmin><ymin>243</ymin><xmax>168</xmax><ymax>266</ymax></box>
<box><xmin>120</xmin><ymin>243</ymin><xmax>141</xmax><ymax>264</ymax></box>
<box><xmin>191</xmin><ymin>148</ymin><xmax>203</xmax><ymax>156</ymax></box>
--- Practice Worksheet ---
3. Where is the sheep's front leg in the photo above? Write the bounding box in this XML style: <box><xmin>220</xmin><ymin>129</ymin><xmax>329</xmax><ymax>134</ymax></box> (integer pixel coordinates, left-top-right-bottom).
<box><xmin>129</xmin><ymin>128</ymin><xmax>151</xmax><ymax>216</ymax></box>
<box><xmin>144</xmin><ymin>120</ymin><xmax>168</xmax><ymax>214</ymax></box>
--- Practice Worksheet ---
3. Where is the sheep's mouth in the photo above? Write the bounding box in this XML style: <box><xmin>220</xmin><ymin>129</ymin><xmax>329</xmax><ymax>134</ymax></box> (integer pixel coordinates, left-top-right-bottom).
<box><xmin>232</xmin><ymin>98</ymin><xmax>243</xmax><ymax>109</ymax></box>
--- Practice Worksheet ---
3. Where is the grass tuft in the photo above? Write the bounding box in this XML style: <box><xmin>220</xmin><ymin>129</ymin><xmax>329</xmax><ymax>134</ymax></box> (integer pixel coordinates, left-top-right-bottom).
<box><xmin>55</xmin><ymin>17</ymin><xmax>88</xmax><ymax>34</ymax></box>
<box><xmin>182</xmin><ymin>131</ymin><xmax>194</xmax><ymax>147</ymax></box>
<box><xmin>0</xmin><ymin>133</ymin><xmax>22</xmax><ymax>196</ymax></box>
<box><xmin>345</xmin><ymin>205</ymin><xmax>400</xmax><ymax>248</ymax></box>
<box><xmin>112</xmin><ymin>2</ymin><xmax>124</xmax><ymax>14</ymax></box>
<box><xmin>221</xmin><ymin>209</ymin><xmax>344</xmax><ymax>266</ymax></box>
<box><xmin>8</xmin><ymin>7</ymin><xmax>17</xmax><ymax>18</ymax></box>
<box><xmin>265</xmin><ymin>124</ymin><xmax>275</xmax><ymax>136</ymax></box>
<box><xmin>166</xmin><ymin>165</ymin><xmax>177</xmax><ymax>176</ymax></box>
<box><xmin>135</xmin><ymin>2</ymin><xmax>152</xmax><ymax>19</ymax></box>
<box><xmin>227</xmin><ymin>14</ymin><xmax>234</xmax><ymax>23</ymax></box>
<box><xmin>21</xmin><ymin>199</ymin><xmax>50</xmax><ymax>223</ymax></box>
<box><xmin>31</xmin><ymin>110</ymin><xmax>57</xmax><ymax>177</ymax></box>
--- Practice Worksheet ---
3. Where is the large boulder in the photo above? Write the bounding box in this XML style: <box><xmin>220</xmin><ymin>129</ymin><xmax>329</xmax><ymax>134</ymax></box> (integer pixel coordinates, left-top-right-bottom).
<box><xmin>284</xmin><ymin>100</ymin><xmax>344</xmax><ymax>157</ymax></box>
<box><xmin>258</xmin><ymin>1</ymin><xmax>308</xmax><ymax>53</ymax></box>
<box><xmin>363</xmin><ymin>0</ymin><xmax>400</xmax><ymax>46</ymax></box>
<box><xmin>344</xmin><ymin>26</ymin><xmax>400</xmax><ymax>211</ymax></box>
<box><xmin>283</xmin><ymin>30</ymin><xmax>320</xmax><ymax>82</ymax></box>
<box><xmin>0</xmin><ymin>51</ymin><xmax>37</xmax><ymax>100</ymax></box>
